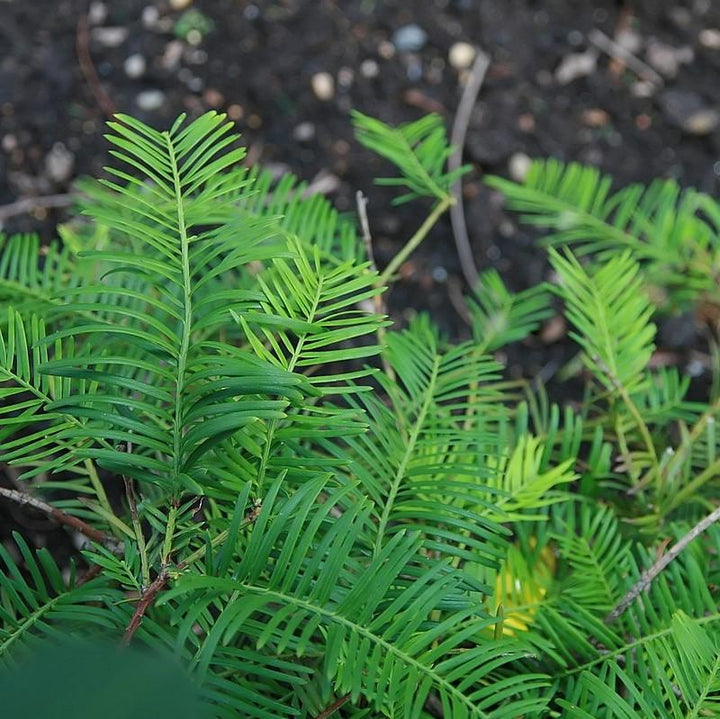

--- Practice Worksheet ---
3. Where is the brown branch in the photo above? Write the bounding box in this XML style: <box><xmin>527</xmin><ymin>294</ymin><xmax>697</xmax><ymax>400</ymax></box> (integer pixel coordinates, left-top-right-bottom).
<box><xmin>0</xmin><ymin>486</ymin><xmax>120</xmax><ymax>551</ymax></box>
<box><xmin>605</xmin><ymin>503</ymin><xmax>720</xmax><ymax>624</ymax></box>
<box><xmin>121</xmin><ymin>569</ymin><xmax>169</xmax><ymax>646</ymax></box>
<box><xmin>315</xmin><ymin>693</ymin><xmax>351</xmax><ymax>719</ymax></box>
<box><xmin>448</xmin><ymin>49</ymin><xmax>490</xmax><ymax>291</ymax></box>
<box><xmin>0</xmin><ymin>193</ymin><xmax>77</xmax><ymax>223</ymax></box>
<box><xmin>76</xmin><ymin>13</ymin><xmax>116</xmax><ymax>119</ymax></box>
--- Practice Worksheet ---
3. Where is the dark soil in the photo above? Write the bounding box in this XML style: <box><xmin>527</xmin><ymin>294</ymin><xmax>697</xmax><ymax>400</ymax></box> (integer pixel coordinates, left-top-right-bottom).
<box><xmin>1</xmin><ymin>1</ymin><xmax>719</xmax><ymax>538</ymax></box>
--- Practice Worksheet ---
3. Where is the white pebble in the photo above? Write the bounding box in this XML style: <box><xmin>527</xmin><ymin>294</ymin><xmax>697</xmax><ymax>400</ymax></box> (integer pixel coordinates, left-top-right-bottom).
<box><xmin>555</xmin><ymin>50</ymin><xmax>597</xmax><ymax>85</ymax></box>
<box><xmin>699</xmin><ymin>28</ymin><xmax>720</xmax><ymax>50</ymax></box>
<box><xmin>88</xmin><ymin>1</ymin><xmax>108</xmax><ymax>25</ymax></box>
<box><xmin>311</xmin><ymin>72</ymin><xmax>334</xmax><ymax>101</ymax></box>
<box><xmin>448</xmin><ymin>41</ymin><xmax>476</xmax><ymax>69</ymax></box>
<box><xmin>91</xmin><ymin>27</ymin><xmax>129</xmax><ymax>48</ymax></box>
<box><xmin>170</xmin><ymin>0</ymin><xmax>193</xmax><ymax>9</ymax></box>
<box><xmin>360</xmin><ymin>59</ymin><xmax>379</xmax><ymax>78</ymax></box>
<box><xmin>142</xmin><ymin>6</ymin><xmax>160</xmax><ymax>29</ymax></box>
<box><xmin>45</xmin><ymin>143</ymin><xmax>75</xmax><ymax>184</ymax></box>
<box><xmin>136</xmin><ymin>89</ymin><xmax>166</xmax><ymax>111</ymax></box>
<box><xmin>508</xmin><ymin>152</ymin><xmax>532</xmax><ymax>183</ymax></box>
<box><xmin>124</xmin><ymin>54</ymin><xmax>146</xmax><ymax>79</ymax></box>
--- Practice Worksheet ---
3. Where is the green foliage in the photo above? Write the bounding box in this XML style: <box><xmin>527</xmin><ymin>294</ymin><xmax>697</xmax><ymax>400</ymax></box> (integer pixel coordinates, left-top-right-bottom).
<box><xmin>1</xmin><ymin>111</ymin><xmax>719</xmax><ymax>718</ymax></box>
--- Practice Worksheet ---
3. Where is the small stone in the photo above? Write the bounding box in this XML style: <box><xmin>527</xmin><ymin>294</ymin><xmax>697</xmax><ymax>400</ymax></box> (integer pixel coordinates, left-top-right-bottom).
<box><xmin>555</xmin><ymin>50</ymin><xmax>597</xmax><ymax>85</ymax></box>
<box><xmin>227</xmin><ymin>104</ymin><xmax>244</xmax><ymax>120</ymax></box>
<box><xmin>448</xmin><ymin>41</ymin><xmax>475</xmax><ymax>69</ymax></box>
<box><xmin>142</xmin><ymin>6</ymin><xmax>160</xmax><ymax>29</ymax></box>
<box><xmin>170</xmin><ymin>0</ymin><xmax>192</xmax><ymax>8</ymax></box>
<box><xmin>699</xmin><ymin>28</ymin><xmax>720</xmax><ymax>50</ymax></box>
<box><xmin>508</xmin><ymin>152</ymin><xmax>532</xmax><ymax>182</ymax></box>
<box><xmin>337</xmin><ymin>67</ymin><xmax>354</xmax><ymax>88</ymax></box>
<box><xmin>378</xmin><ymin>41</ymin><xmax>395</xmax><ymax>59</ymax></box>
<box><xmin>136</xmin><ymin>89</ymin><xmax>166</xmax><ymax>111</ymax></box>
<box><xmin>88</xmin><ymin>1</ymin><xmax>108</xmax><ymax>25</ymax></box>
<box><xmin>244</xmin><ymin>4</ymin><xmax>260</xmax><ymax>20</ymax></box>
<box><xmin>632</xmin><ymin>80</ymin><xmax>657</xmax><ymax>98</ymax></box>
<box><xmin>2</xmin><ymin>134</ymin><xmax>18</xmax><ymax>152</ymax></box>
<box><xmin>311</xmin><ymin>72</ymin><xmax>334</xmax><ymax>101</ymax></box>
<box><xmin>581</xmin><ymin>108</ymin><xmax>609</xmax><ymax>127</ymax></box>
<box><xmin>360</xmin><ymin>59</ymin><xmax>379</xmax><ymax>79</ymax></box>
<box><xmin>124</xmin><ymin>53</ymin><xmax>146</xmax><ymax>79</ymax></box>
<box><xmin>91</xmin><ymin>27</ymin><xmax>129</xmax><ymax>48</ymax></box>
<box><xmin>392</xmin><ymin>24</ymin><xmax>427</xmax><ymax>53</ymax></box>
<box><xmin>635</xmin><ymin>113</ymin><xmax>652</xmax><ymax>130</ymax></box>
<box><xmin>161</xmin><ymin>40</ymin><xmax>184</xmax><ymax>70</ymax></box>
<box><xmin>645</xmin><ymin>40</ymin><xmax>692</xmax><ymax>79</ymax></box>
<box><xmin>45</xmin><ymin>142</ymin><xmax>74</xmax><ymax>184</ymax></box>
<box><xmin>202</xmin><ymin>88</ymin><xmax>224</xmax><ymax>108</ymax></box>
<box><xmin>186</xmin><ymin>29</ymin><xmax>202</xmax><ymax>46</ymax></box>
<box><xmin>517</xmin><ymin>113</ymin><xmax>535</xmax><ymax>132</ymax></box>
<box><xmin>658</xmin><ymin>89</ymin><xmax>720</xmax><ymax>135</ymax></box>
<box><xmin>293</xmin><ymin>122</ymin><xmax>315</xmax><ymax>142</ymax></box>
<box><xmin>615</xmin><ymin>28</ymin><xmax>642</xmax><ymax>54</ymax></box>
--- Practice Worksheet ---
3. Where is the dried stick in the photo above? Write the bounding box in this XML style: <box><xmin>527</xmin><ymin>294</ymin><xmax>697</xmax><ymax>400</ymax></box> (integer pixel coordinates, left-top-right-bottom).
<box><xmin>356</xmin><ymin>190</ymin><xmax>394</xmax><ymax>379</ymax></box>
<box><xmin>0</xmin><ymin>193</ymin><xmax>77</xmax><ymax>222</ymax></box>
<box><xmin>605</xmin><ymin>503</ymin><xmax>720</xmax><ymax>624</ymax></box>
<box><xmin>588</xmin><ymin>29</ymin><xmax>663</xmax><ymax>87</ymax></box>
<box><xmin>315</xmin><ymin>693</ymin><xmax>351</xmax><ymax>719</ymax></box>
<box><xmin>0</xmin><ymin>486</ymin><xmax>120</xmax><ymax>551</ymax></box>
<box><xmin>76</xmin><ymin>13</ymin><xmax>116</xmax><ymax>119</ymax></box>
<box><xmin>448</xmin><ymin>50</ymin><xmax>490</xmax><ymax>290</ymax></box>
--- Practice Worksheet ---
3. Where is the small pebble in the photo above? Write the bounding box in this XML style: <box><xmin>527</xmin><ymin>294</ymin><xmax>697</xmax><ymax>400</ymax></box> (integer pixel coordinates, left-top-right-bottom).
<box><xmin>91</xmin><ymin>27</ymin><xmax>129</xmax><ymax>48</ymax></box>
<box><xmin>124</xmin><ymin>53</ymin><xmax>146</xmax><ymax>79</ymax></box>
<box><xmin>699</xmin><ymin>28</ymin><xmax>720</xmax><ymax>50</ymax></box>
<box><xmin>203</xmin><ymin>88</ymin><xmax>224</xmax><ymax>108</ymax></box>
<box><xmin>88</xmin><ymin>1</ymin><xmax>108</xmax><ymax>25</ymax></box>
<box><xmin>615</xmin><ymin>28</ymin><xmax>642</xmax><ymax>54</ymax></box>
<box><xmin>244</xmin><ymin>4</ymin><xmax>260</xmax><ymax>20</ymax></box>
<box><xmin>581</xmin><ymin>108</ymin><xmax>609</xmax><ymax>127</ymax></box>
<box><xmin>170</xmin><ymin>0</ymin><xmax>193</xmax><ymax>8</ymax></box>
<box><xmin>337</xmin><ymin>67</ymin><xmax>354</xmax><ymax>88</ymax></box>
<box><xmin>142</xmin><ymin>6</ymin><xmax>160</xmax><ymax>29</ymax></box>
<box><xmin>186</xmin><ymin>29</ymin><xmax>202</xmax><ymax>46</ymax></box>
<box><xmin>311</xmin><ymin>72</ymin><xmax>334</xmax><ymax>101</ymax></box>
<box><xmin>293</xmin><ymin>122</ymin><xmax>315</xmax><ymax>142</ymax></box>
<box><xmin>45</xmin><ymin>143</ymin><xmax>75</xmax><ymax>184</ymax></box>
<box><xmin>631</xmin><ymin>80</ymin><xmax>657</xmax><ymax>98</ymax></box>
<box><xmin>646</xmin><ymin>41</ymin><xmax>693</xmax><ymax>79</ymax></box>
<box><xmin>161</xmin><ymin>40</ymin><xmax>184</xmax><ymax>70</ymax></box>
<box><xmin>448</xmin><ymin>41</ymin><xmax>475</xmax><ymax>69</ymax></box>
<box><xmin>392</xmin><ymin>24</ymin><xmax>427</xmax><ymax>52</ymax></box>
<box><xmin>555</xmin><ymin>50</ymin><xmax>597</xmax><ymax>85</ymax></box>
<box><xmin>659</xmin><ymin>89</ymin><xmax>720</xmax><ymax>135</ymax></box>
<box><xmin>378</xmin><ymin>41</ymin><xmax>395</xmax><ymax>59</ymax></box>
<box><xmin>508</xmin><ymin>152</ymin><xmax>532</xmax><ymax>182</ymax></box>
<box><xmin>136</xmin><ymin>89</ymin><xmax>166</xmax><ymax>111</ymax></box>
<box><xmin>360</xmin><ymin>59</ymin><xmax>379</xmax><ymax>79</ymax></box>
<box><xmin>2</xmin><ymin>134</ymin><xmax>18</xmax><ymax>152</ymax></box>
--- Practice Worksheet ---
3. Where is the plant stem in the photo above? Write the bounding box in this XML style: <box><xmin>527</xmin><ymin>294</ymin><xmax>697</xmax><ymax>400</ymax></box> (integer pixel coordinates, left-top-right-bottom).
<box><xmin>379</xmin><ymin>196</ymin><xmax>453</xmax><ymax>286</ymax></box>
<box><xmin>123</xmin><ymin>475</ymin><xmax>150</xmax><ymax>589</ymax></box>
<box><xmin>162</xmin><ymin>504</ymin><xmax>178</xmax><ymax>566</ymax></box>
<box><xmin>165</xmin><ymin>131</ymin><xmax>193</xmax><ymax>492</ymax></box>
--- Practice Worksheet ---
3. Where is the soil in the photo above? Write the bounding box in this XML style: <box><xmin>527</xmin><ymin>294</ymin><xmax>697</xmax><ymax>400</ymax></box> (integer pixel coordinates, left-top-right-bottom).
<box><xmin>1</xmin><ymin>2</ymin><xmax>719</xmax><ymax>539</ymax></box>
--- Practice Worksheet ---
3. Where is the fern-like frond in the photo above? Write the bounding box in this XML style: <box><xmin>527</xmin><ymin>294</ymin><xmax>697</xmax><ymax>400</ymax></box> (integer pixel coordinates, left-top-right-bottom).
<box><xmin>0</xmin><ymin>533</ymin><xmax>121</xmax><ymax>664</ymax></box>
<box><xmin>487</xmin><ymin>159</ymin><xmax>720</xmax><ymax>304</ymax></box>
<box><xmin>352</xmin><ymin>111</ymin><xmax>467</xmax><ymax>204</ymax></box>
<box><xmin>559</xmin><ymin>612</ymin><xmax>720</xmax><ymax>718</ymax></box>
<box><xmin>468</xmin><ymin>269</ymin><xmax>553</xmax><ymax>352</ymax></box>
<box><xmin>162</xmin><ymin>479</ymin><xmax>550</xmax><ymax>718</ymax></box>
<box><xmin>35</xmin><ymin>112</ymin><xmax>313</xmax><ymax>494</ymax></box>
<box><xmin>551</xmin><ymin>248</ymin><xmax>656</xmax><ymax>393</ymax></box>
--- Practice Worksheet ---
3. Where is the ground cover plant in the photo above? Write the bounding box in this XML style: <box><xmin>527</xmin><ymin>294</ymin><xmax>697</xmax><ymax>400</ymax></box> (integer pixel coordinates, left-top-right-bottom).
<box><xmin>1</xmin><ymin>109</ymin><xmax>720</xmax><ymax>717</ymax></box>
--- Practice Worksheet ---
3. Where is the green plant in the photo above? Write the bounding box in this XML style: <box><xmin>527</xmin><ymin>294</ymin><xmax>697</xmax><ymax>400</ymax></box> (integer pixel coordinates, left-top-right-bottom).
<box><xmin>1</xmin><ymin>110</ymin><xmax>719</xmax><ymax>717</ymax></box>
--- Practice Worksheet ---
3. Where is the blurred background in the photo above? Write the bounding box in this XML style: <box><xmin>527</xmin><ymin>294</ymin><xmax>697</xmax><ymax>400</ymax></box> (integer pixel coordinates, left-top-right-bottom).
<box><xmin>0</xmin><ymin>0</ymin><xmax>718</xmax><ymax>339</ymax></box>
